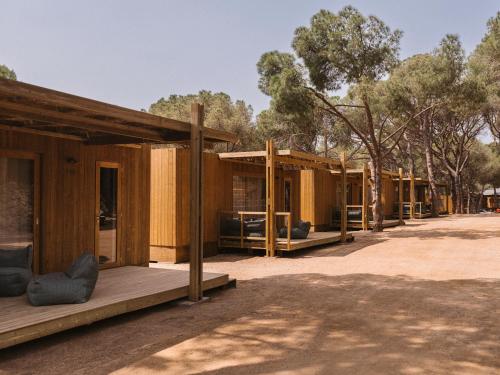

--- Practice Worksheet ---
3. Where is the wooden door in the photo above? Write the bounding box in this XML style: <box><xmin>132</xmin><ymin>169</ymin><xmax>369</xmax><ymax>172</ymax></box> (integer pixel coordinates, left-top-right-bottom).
<box><xmin>95</xmin><ymin>161</ymin><xmax>121</xmax><ymax>268</ymax></box>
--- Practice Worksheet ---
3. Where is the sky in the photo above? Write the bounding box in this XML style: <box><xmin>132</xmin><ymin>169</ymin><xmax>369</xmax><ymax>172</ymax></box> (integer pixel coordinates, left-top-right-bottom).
<box><xmin>1</xmin><ymin>0</ymin><xmax>499</xmax><ymax>118</ymax></box>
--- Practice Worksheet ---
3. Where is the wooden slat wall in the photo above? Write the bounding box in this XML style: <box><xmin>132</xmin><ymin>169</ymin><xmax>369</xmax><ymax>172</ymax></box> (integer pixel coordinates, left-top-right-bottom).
<box><xmin>300</xmin><ymin>170</ymin><xmax>315</xmax><ymax>226</ymax></box>
<box><xmin>381</xmin><ymin>174</ymin><xmax>396</xmax><ymax>218</ymax></box>
<box><xmin>0</xmin><ymin>129</ymin><xmax>151</xmax><ymax>273</ymax></box>
<box><xmin>300</xmin><ymin>170</ymin><xmax>337</xmax><ymax>231</ymax></box>
<box><xmin>150</xmin><ymin>148</ymin><xmax>233</xmax><ymax>262</ymax></box>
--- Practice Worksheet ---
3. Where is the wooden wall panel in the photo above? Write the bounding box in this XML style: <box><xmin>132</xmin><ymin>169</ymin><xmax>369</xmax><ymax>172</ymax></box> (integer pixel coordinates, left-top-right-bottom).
<box><xmin>381</xmin><ymin>174</ymin><xmax>396</xmax><ymax>218</ymax></box>
<box><xmin>0</xmin><ymin>129</ymin><xmax>151</xmax><ymax>273</ymax></box>
<box><xmin>300</xmin><ymin>170</ymin><xmax>337</xmax><ymax>231</ymax></box>
<box><xmin>300</xmin><ymin>170</ymin><xmax>315</xmax><ymax>225</ymax></box>
<box><xmin>150</xmin><ymin>149</ymin><xmax>233</xmax><ymax>262</ymax></box>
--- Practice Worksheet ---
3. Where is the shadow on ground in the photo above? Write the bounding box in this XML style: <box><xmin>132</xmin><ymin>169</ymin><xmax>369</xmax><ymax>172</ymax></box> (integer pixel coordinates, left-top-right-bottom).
<box><xmin>2</xmin><ymin>273</ymin><xmax>500</xmax><ymax>375</ymax></box>
<box><xmin>386</xmin><ymin>227</ymin><xmax>499</xmax><ymax>241</ymax></box>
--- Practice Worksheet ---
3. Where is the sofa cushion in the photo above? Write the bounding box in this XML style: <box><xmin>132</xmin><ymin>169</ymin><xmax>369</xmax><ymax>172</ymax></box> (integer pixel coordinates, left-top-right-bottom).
<box><xmin>220</xmin><ymin>218</ymin><xmax>242</xmax><ymax>236</ymax></box>
<box><xmin>278</xmin><ymin>220</ymin><xmax>311</xmax><ymax>240</ymax></box>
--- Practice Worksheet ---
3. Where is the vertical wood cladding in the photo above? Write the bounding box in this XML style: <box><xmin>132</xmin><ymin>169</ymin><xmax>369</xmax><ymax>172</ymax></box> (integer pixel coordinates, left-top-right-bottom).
<box><xmin>0</xmin><ymin>129</ymin><xmax>151</xmax><ymax>273</ymax></box>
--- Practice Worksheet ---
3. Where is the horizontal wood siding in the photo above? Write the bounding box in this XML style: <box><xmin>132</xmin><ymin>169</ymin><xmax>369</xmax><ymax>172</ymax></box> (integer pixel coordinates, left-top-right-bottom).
<box><xmin>0</xmin><ymin>129</ymin><xmax>151</xmax><ymax>273</ymax></box>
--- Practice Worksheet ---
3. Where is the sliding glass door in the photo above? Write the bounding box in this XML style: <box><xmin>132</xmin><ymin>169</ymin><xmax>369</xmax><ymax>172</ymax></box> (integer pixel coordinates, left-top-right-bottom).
<box><xmin>0</xmin><ymin>150</ymin><xmax>40</xmax><ymax>271</ymax></box>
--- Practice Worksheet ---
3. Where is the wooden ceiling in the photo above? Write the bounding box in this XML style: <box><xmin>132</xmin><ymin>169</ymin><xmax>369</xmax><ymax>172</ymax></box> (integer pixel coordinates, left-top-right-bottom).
<box><xmin>0</xmin><ymin>78</ymin><xmax>237</xmax><ymax>145</ymax></box>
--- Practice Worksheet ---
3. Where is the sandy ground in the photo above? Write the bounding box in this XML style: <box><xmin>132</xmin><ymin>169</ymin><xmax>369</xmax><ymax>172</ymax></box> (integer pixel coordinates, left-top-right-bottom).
<box><xmin>1</xmin><ymin>214</ymin><xmax>500</xmax><ymax>375</ymax></box>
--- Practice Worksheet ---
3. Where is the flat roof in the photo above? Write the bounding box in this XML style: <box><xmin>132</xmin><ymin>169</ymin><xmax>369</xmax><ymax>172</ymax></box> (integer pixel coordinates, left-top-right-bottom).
<box><xmin>0</xmin><ymin>78</ymin><xmax>237</xmax><ymax>145</ymax></box>
<box><xmin>218</xmin><ymin>149</ymin><xmax>342</xmax><ymax>170</ymax></box>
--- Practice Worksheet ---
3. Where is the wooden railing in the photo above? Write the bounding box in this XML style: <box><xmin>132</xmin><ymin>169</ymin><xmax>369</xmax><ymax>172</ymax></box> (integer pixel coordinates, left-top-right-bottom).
<box><xmin>396</xmin><ymin>202</ymin><xmax>429</xmax><ymax>217</ymax></box>
<box><xmin>275</xmin><ymin>211</ymin><xmax>292</xmax><ymax>250</ymax></box>
<box><xmin>217</xmin><ymin>210</ymin><xmax>292</xmax><ymax>250</ymax></box>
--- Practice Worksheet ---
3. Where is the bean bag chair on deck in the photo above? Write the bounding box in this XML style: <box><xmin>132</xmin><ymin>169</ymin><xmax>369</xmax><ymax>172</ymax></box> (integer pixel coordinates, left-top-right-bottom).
<box><xmin>27</xmin><ymin>253</ymin><xmax>98</xmax><ymax>306</ymax></box>
<box><xmin>0</xmin><ymin>245</ymin><xmax>33</xmax><ymax>297</ymax></box>
<box><xmin>278</xmin><ymin>220</ymin><xmax>311</xmax><ymax>240</ymax></box>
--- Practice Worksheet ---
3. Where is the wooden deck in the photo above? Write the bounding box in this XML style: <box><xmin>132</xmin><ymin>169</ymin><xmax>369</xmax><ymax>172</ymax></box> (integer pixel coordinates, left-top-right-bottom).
<box><xmin>334</xmin><ymin>219</ymin><xmax>402</xmax><ymax>229</ymax></box>
<box><xmin>219</xmin><ymin>231</ymin><xmax>353</xmax><ymax>252</ymax></box>
<box><xmin>0</xmin><ymin>266</ymin><xmax>230</xmax><ymax>350</ymax></box>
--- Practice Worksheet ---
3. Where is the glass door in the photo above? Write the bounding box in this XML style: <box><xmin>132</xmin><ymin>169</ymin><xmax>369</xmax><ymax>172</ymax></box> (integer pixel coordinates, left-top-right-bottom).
<box><xmin>95</xmin><ymin>162</ymin><xmax>120</xmax><ymax>268</ymax></box>
<box><xmin>283</xmin><ymin>178</ymin><xmax>292</xmax><ymax>212</ymax></box>
<box><xmin>0</xmin><ymin>150</ymin><xmax>40</xmax><ymax>272</ymax></box>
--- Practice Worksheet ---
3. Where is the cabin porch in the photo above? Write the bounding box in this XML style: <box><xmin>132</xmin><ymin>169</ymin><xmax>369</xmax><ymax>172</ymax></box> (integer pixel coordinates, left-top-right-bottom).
<box><xmin>219</xmin><ymin>229</ymin><xmax>353</xmax><ymax>253</ymax></box>
<box><xmin>0</xmin><ymin>266</ymin><xmax>231</xmax><ymax>350</ymax></box>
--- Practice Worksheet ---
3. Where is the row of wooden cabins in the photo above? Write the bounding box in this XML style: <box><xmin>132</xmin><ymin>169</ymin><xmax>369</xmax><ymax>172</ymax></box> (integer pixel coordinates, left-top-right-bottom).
<box><xmin>150</xmin><ymin>148</ymin><xmax>451</xmax><ymax>263</ymax></box>
<box><xmin>0</xmin><ymin>78</ymin><xmax>450</xmax><ymax>348</ymax></box>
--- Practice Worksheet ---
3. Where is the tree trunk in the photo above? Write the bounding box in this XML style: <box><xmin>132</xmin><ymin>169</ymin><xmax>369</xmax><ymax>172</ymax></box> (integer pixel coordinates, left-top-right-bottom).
<box><xmin>369</xmin><ymin>158</ymin><xmax>384</xmax><ymax>232</ymax></box>
<box><xmin>477</xmin><ymin>184</ymin><xmax>485</xmax><ymax>213</ymax></box>
<box><xmin>404</xmin><ymin>133</ymin><xmax>415</xmax><ymax>175</ymax></box>
<box><xmin>466</xmin><ymin>186</ymin><xmax>471</xmax><ymax>214</ymax></box>
<box><xmin>494</xmin><ymin>186</ymin><xmax>498</xmax><ymax>210</ymax></box>
<box><xmin>422</xmin><ymin>117</ymin><xmax>440</xmax><ymax>217</ymax></box>
<box><xmin>455</xmin><ymin>175</ymin><xmax>463</xmax><ymax>214</ymax></box>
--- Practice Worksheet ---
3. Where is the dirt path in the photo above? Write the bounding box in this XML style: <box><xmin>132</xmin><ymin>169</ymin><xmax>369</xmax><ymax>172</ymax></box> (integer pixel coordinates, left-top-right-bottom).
<box><xmin>1</xmin><ymin>215</ymin><xmax>499</xmax><ymax>375</ymax></box>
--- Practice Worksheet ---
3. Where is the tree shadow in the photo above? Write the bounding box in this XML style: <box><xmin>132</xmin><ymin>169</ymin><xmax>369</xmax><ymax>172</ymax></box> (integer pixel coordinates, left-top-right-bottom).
<box><xmin>2</xmin><ymin>273</ymin><xmax>500</xmax><ymax>375</ymax></box>
<box><xmin>386</xmin><ymin>228</ymin><xmax>499</xmax><ymax>240</ymax></box>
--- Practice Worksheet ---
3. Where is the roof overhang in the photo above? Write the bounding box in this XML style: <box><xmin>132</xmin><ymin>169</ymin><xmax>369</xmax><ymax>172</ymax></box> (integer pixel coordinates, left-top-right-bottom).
<box><xmin>0</xmin><ymin>78</ymin><xmax>237</xmax><ymax>145</ymax></box>
<box><xmin>334</xmin><ymin>168</ymin><xmax>400</xmax><ymax>177</ymax></box>
<box><xmin>218</xmin><ymin>149</ymin><xmax>342</xmax><ymax>170</ymax></box>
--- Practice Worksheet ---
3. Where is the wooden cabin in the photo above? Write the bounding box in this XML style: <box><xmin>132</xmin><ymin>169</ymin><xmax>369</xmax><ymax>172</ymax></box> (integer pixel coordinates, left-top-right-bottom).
<box><xmin>0</xmin><ymin>78</ymin><xmax>235</xmax><ymax>348</ymax></box>
<box><xmin>331</xmin><ymin>166</ymin><xmax>404</xmax><ymax>230</ymax></box>
<box><xmin>400</xmin><ymin>174</ymin><xmax>449</xmax><ymax>218</ymax></box>
<box><xmin>150</xmin><ymin>141</ymin><xmax>352</xmax><ymax>262</ymax></box>
<box><xmin>481</xmin><ymin>188</ymin><xmax>499</xmax><ymax>212</ymax></box>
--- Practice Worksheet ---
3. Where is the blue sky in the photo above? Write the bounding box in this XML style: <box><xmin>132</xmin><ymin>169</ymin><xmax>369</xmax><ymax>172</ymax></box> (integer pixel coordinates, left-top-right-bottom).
<box><xmin>1</xmin><ymin>1</ymin><xmax>498</xmax><ymax>117</ymax></box>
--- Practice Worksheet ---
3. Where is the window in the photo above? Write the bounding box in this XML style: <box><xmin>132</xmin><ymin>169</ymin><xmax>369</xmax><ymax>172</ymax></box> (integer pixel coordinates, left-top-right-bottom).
<box><xmin>233</xmin><ymin>176</ymin><xmax>266</xmax><ymax>211</ymax></box>
<box><xmin>0</xmin><ymin>156</ymin><xmax>35</xmax><ymax>249</ymax></box>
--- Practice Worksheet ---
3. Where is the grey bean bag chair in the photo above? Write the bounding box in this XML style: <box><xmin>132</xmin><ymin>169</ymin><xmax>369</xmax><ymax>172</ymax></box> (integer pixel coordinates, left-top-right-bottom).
<box><xmin>0</xmin><ymin>245</ymin><xmax>33</xmax><ymax>297</ymax></box>
<box><xmin>279</xmin><ymin>220</ymin><xmax>311</xmax><ymax>240</ymax></box>
<box><xmin>27</xmin><ymin>253</ymin><xmax>98</xmax><ymax>306</ymax></box>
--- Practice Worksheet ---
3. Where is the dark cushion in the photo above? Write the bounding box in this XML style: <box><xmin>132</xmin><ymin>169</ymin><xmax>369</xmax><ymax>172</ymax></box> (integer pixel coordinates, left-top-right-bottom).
<box><xmin>0</xmin><ymin>246</ymin><xmax>32</xmax><ymax>268</ymax></box>
<box><xmin>347</xmin><ymin>209</ymin><xmax>362</xmax><ymax>220</ymax></box>
<box><xmin>27</xmin><ymin>253</ymin><xmax>98</xmax><ymax>306</ymax></box>
<box><xmin>333</xmin><ymin>208</ymin><xmax>363</xmax><ymax>221</ymax></box>
<box><xmin>65</xmin><ymin>253</ymin><xmax>98</xmax><ymax>280</ymax></box>
<box><xmin>0</xmin><ymin>267</ymin><xmax>32</xmax><ymax>297</ymax></box>
<box><xmin>0</xmin><ymin>246</ymin><xmax>33</xmax><ymax>296</ymax></box>
<box><xmin>220</xmin><ymin>218</ymin><xmax>242</xmax><ymax>236</ymax></box>
<box><xmin>244</xmin><ymin>218</ymin><xmax>265</xmax><ymax>237</ymax></box>
<box><xmin>278</xmin><ymin>220</ymin><xmax>311</xmax><ymax>239</ymax></box>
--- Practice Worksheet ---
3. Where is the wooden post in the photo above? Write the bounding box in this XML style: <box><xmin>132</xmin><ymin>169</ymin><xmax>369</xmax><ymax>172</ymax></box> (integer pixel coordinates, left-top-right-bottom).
<box><xmin>362</xmin><ymin>163</ymin><xmax>369</xmax><ymax>231</ymax></box>
<box><xmin>189</xmin><ymin>103</ymin><xmax>204</xmax><ymax>301</ymax></box>
<box><xmin>240</xmin><ymin>212</ymin><xmax>244</xmax><ymax>249</ymax></box>
<box><xmin>340</xmin><ymin>152</ymin><xmax>347</xmax><ymax>241</ymax></box>
<box><xmin>410</xmin><ymin>171</ymin><xmax>415</xmax><ymax>219</ymax></box>
<box><xmin>398</xmin><ymin>168</ymin><xmax>404</xmax><ymax>224</ymax></box>
<box><xmin>265</xmin><ymin>140</ymin><xmax>276</xmax><ymax>256</ymax></box>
